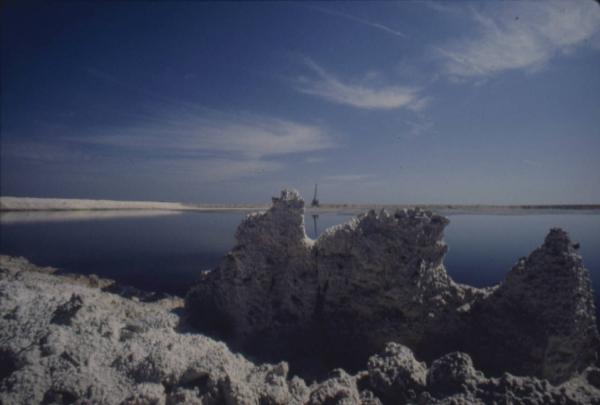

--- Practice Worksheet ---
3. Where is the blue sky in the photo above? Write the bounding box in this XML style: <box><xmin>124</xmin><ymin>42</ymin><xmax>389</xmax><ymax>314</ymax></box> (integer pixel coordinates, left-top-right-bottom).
<box><xmin>1</xmin><ymin>1</ymin><xmax>599</xmax><ymax>204</ymax></box>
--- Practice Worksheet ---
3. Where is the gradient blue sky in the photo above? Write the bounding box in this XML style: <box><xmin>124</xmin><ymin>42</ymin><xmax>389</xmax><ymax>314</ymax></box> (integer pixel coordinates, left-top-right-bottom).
<box><xmin>2</xmin><ymin>1</ymin><xmax>600</xmax><ymax>204</ymax></box>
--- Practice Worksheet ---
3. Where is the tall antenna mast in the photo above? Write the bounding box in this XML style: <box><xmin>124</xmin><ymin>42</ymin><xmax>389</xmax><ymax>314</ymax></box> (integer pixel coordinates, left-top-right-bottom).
<box><xmin>311</xmin><ymin>183</ymin><xmax>319</xmax><ymax>207</ymax></box>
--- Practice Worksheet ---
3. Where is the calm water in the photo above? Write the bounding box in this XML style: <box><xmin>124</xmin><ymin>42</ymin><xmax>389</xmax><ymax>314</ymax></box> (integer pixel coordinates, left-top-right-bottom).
<box><xmin>1</xmin><ymin>211</ymin><xmax>599</xmax><ymax>304</ymax></box>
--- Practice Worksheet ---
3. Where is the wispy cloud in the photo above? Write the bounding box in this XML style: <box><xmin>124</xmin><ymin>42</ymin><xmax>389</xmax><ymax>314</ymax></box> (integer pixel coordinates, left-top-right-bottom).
<box><xmin>402</xmin><ymin>119</ymin><xmax>435</xmax><ymax>138</ymax></box>
<box><xmin>437</xmin><ymin>1</ymin><xmax>600</xmax><ymax>78</ymax></box>
<box><xmin>82</xmin><ymin>68</ymin><xmax>336</xmax><ymax>159</ymax></box>
<box><xmin>308</xmin><ymin>5</ymin><xmax>407</xmax><ymax>38</ymax></box>
<box><xmin>2</xmin><ymin>108</ymin><xmax>336</xmax><ymax>184</ymax></box>
<box><xmin>63</xmin><ymin>109</ymin><xmax>335</xmax><ymax>160</ymax></box>
<box><xmin>295</xmin><ymin>59</ymin><xmax>426</xmax><ymax>110</ymax></box>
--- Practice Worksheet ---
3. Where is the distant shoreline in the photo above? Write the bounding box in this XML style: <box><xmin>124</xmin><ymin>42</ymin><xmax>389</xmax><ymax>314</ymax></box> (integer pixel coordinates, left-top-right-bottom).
<box><xmin>1</xmin><ymin>196</ymin><xmax>599</xmax><ymax>215</ymax></box>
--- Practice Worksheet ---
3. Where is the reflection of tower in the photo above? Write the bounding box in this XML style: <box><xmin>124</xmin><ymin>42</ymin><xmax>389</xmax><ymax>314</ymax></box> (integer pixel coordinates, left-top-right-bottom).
<box><xmin>311</xmin><ymin>183</ymin><xmax>319</xmax><ymax>207</ymax></box>
<box><xmin>312</xmin><ymin>214</ymin><xmax>319</xmax><ymax>238</ymax></box>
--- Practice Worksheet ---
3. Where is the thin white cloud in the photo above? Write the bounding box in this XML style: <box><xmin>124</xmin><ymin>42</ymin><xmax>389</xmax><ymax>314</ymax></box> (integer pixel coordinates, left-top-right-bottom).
<box><xmin>308</xmin><ymin>5</ymin><xmax>407</xmax><ymax>38</ymax></box>
<box><xmin>295</xmin><ymin>59</ymin><xmax>426</xmax><ymax>110</ymax></box>
<box><xmin>402</xmin><ymin>119</ymin><xmax>435</xmax><ymax>138</ymax></box>
<box><xmin>82</xmin><ymin>68</ymin><xmax>336</xmax><ymax>160</ymax></box>
<box><xmin>438</xmin><ymin>0</ymin><xmax>600</xmax><ymax>78</ymax></box>
<box><xmin>1</xmin><ymin>137</ymin><xmax>284</xmax><ymax>184</ymax></box>
<box><xmin>405</xmin><ymin>97</ymin><xmax>430</xmax><ymax>112</ymax></box>
<box><xmin>63</xmin><ymin>110</ymin><xmax>335</xmax><ymax>160</ymax></box>
<box><xmin>2</xmin><ymin>108</ymin><xmax>335</xmax><ymax>184</ymax></box>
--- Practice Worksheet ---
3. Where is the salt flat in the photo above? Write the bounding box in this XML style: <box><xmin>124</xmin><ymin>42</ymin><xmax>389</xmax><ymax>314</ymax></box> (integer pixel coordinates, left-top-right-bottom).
<box><xmin>0</xmin><ymin>196</ymin><xmax>265</xmax><ymax>212</ymax></box>
<box><xmin>2</xmin><ymin>196</ymin><xmax>599</xmax><ymax>215</ymax></box>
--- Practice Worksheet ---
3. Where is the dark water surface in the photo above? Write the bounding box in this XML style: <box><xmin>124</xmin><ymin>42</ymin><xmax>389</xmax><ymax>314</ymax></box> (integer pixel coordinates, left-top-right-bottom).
<box><xmin>1</xmin><ymin>211</ymin><xmax>599</xmax><ymax>304</ymax></box>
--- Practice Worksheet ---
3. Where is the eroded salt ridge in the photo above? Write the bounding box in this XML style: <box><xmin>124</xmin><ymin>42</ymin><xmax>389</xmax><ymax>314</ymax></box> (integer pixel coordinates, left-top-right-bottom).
<box><xmin>186</xmin><ymin>189</ymin><xmax>599</xmax><ymax>383</ymax></box>
<box><xmin>2</xmin><ymin>256</ymin><xmax>600</xmax><ymax>405</ymax></box>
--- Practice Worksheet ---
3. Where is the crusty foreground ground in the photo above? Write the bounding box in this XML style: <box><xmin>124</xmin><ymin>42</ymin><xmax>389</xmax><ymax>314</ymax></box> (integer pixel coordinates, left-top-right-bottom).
<box><xmin>1</xmin><ymin>255</ymin><xmax>600</xmax><ymax>405</ymax></box>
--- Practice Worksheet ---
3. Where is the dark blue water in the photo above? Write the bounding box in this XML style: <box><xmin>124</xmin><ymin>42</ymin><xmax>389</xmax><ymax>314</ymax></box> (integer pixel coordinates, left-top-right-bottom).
<box><xmin>1</xmin><ymin>211</ymin><xmax>599</xmax><ymax>302</ymax></box>
<box><xmin>0</xmin><ymin>212</ymin><xmax>245</xmax><ymax>294</ymax></box>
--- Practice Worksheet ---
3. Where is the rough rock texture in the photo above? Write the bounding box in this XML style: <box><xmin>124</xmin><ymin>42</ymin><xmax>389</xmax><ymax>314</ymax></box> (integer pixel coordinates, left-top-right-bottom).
<box><xmin>186</xmin><ymin>190</ymin><xmax>599</xmax><ymax>383</ymax></box>
<box><xmin>426</xmin><ymin>352</ymin><xmax>482</xmax><ymax>396</ymax></box>
<box><xmin>366</xmin><ymin>343</ymin><xmax>427</xmax><ymax>403</ymax></box>
<box><xmin>464</xmin><ymin>228</ymin><xmax>599</xmax><ymax>383</ymax></box>
<box><xmin>311</xmin><ymin>207</ymin><xmax>483</xmax><ymax>369</ymax></box>
<box><xmin>0</xmin><ymin>256</ymin><xmax>311</xmax><ymax>405</ymax></box>
<box><xmin>185</xmin><ymin>190</ymin><xmax>315</xmax><ymax>343</ymax></box>
<box><xmin>2</xmin><ymin>257</ymin><xmax>600</xmax><ymax>404</ymax></box>
<box><xmin>367</xmin><ymin>343</ymin><xmax>600</xmax><ymax>405</ymax></box>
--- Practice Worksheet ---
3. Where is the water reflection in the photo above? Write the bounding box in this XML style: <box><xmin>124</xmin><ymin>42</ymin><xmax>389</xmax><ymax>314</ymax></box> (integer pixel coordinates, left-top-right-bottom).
<box><xmin>0</xmin><ymin>210</ymin><xmax>180</xmax><ymax>224</ymax></box>
<box><xmin>311</xmin><ymin>214</ymin><xmax>319</xmax><ymax>238</ymax></box>
<box><xmin>0</xmin><ymin>212</ymin><xmax>245</xmax><ymax>295</ymax></box>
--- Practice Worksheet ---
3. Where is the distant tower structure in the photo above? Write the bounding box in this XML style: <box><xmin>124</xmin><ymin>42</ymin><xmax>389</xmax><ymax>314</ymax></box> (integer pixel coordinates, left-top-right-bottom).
<box><xmin>311</xmin><ymin>183</ymin><xmax>319</xmax><ymax>207</ymax></box>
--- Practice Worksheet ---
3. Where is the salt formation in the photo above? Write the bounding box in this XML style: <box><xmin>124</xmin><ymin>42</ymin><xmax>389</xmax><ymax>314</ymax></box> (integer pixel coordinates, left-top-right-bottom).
<box><xmin>186</xmin><ymin>189</ymin><xmax>599</xmax><ymax>383</ymax></box>
<box><xmin>466</xmin><ymin>228</ymin><xmax>599</xmax><ymax>383</ymax></box>
<box><xmin>2</xmin><ymin>256</ymin><xmax>599</xmax><ymax>405</ymax></box>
